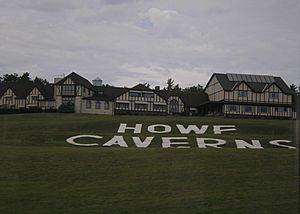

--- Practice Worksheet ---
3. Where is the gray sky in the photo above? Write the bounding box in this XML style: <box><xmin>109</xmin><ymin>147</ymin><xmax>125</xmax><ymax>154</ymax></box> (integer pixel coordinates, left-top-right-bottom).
<box><xmin>0</xmin><ymin>0</ymin><xmax>299</xmax><ymax>88</ymax></box>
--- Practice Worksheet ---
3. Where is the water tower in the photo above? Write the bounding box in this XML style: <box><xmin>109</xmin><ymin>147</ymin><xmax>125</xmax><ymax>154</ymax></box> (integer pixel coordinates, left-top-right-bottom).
<box><xmin>92</xmin><ymin>77</ymin><xmax>103</xmax><ymax>86</ymax></box>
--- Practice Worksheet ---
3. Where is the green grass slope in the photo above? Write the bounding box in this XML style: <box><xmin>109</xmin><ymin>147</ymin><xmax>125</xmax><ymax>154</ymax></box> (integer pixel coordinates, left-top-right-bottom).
<box><xmin>0</xmin><ymin>114</ymin><xmax>298</xmax><ymax>214</ymax></box>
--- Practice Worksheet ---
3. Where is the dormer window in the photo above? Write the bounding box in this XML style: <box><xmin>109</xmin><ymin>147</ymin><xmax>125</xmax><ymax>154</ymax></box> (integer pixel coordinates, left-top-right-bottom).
<box><xmin>32</xmin><ymin>96</ymin><xmax>39</xmax><ymax>102</ymax></box>
<box><xmin>5</xmin><ymin>96</ymin><xmax>13</xmax><ymax>103</ymax></box>
<box><xmin>129</xmin><ymin>91</ymin><xmax>154</xmax><ymax>98</ymax></box>
<box><xmin>269</xmin><ymin>92</ymin><xmax>279</xmax><ymax>99</ymax></box>
<box><xmin>62</xmin><ymin>85</ymin><xmax>75</xmax><ymax>96</ymax></box>
<box><xmin>238</xmin><ymin>90</ymin><xmax>248</xmax><ymax>97</ymax></box>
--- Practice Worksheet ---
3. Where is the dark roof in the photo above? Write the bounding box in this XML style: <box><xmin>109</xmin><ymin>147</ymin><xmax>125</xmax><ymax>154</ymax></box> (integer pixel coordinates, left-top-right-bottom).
<box><xmin>89</xmin><ymin>85</ymin><xmax>129</xmax><ymax>101</ymax></box>
<box><xmin>169</xmin><ymin>91</ymin><xmax>209</xmax><ymax>108</ymax></box>
<box><xmin>39</xmin><ymin>84</ymin><xmax>55</xmax><ymax>101</ymax></box>
<box><xmin>0</xmin><ymin>82</ymin><xmax>54</xmax><ymax>100</ymax></box>
<box><xmin>131</xmin><ymin>84</ymin><xmax>151</xmax><ymax>91</ymax></box>
<box><xmin>206</xmin><ymin>73</ymin><xmax>294</xmax><ymax>94</ymax></box>
<box><xmin>156</xmin><ymin>90</ymin><xmax>208</xmax><ymax>107</ymax></box>
<box><xmin>56</xmin><ymin>72</ymin><xmax>94</xmax><ymax>90</ymax></box>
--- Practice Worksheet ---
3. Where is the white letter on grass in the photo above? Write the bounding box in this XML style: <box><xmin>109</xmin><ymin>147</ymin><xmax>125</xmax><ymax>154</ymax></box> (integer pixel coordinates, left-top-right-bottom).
<box><xmin>132</xmin><ymin>137</ymin><xmax>154</xmax><ymax>148</ymax></box>
<box><xmin>162</xmin><ymin>137</ymin><xmax>190</xmax><ymax>148</ymax></box>
<box><xmin>235</xmin><ymin>140</ymin><xmax>263</xmax><ymax>149</ymax></box>
<box><xmin>213</xmin><ymin>125</ymin><xmax>236</xmax><ymax>134</ymax></box>
<box><xmin>117</xmin><ymin>123</ymin><xmax>142</xmax><ymax>134</ymax></box>
<box><xmin>148</xmin><ymin>124</ymin><xmax>171</xmax><ymax>133</ymax></box>
<box><xmin>176</xmin><ymin>125</ymin><xmax>208</xmax><ymax>134</ymax></box>
<box><xmin>269</xmin><ymin>140</ymin><xmax>296</xmax><ymax>149</ymax></box>
<box><xmin>103</xmin><ymin>136</ymin><xmax>128</xmax><ymax>147</ymax></box>
<box><xmin>66</xmin><ymin>135</ymin><xmax>102</xmax><ymax>147</ymax></box>
<box><xmin>197</xmin><ymin>138</ymin><xmax>226</xmax><ymax>148</ymax></box>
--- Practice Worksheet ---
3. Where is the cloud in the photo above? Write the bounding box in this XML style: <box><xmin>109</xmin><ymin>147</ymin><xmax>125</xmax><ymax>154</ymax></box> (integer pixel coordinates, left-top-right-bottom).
<box><xmin>0</xmin><ymin>0</ymin><xmax>299</xmax><ymax>87</ymax></box>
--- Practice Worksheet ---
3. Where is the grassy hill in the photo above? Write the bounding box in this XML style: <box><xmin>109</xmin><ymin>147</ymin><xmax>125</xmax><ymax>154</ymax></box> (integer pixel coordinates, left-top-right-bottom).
<box><xmin>0</xmin><ymin>114</ymin><xmax>298</xmax><ymax>213</ymax></box>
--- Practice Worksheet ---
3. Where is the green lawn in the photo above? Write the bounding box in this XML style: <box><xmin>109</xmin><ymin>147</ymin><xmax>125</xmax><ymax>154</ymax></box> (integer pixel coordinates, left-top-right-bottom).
<box><xmin>0</xmin><ymin>114</ymin><xmax>298</xmax><ymax>213</ymax></box>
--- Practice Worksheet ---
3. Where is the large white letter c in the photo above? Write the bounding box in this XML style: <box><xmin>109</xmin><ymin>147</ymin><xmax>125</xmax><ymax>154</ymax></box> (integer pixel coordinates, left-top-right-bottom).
<box><xmin>66</xmin><ymin>135</ymin><xmax>103</xmax><ymax>147</ymax></box>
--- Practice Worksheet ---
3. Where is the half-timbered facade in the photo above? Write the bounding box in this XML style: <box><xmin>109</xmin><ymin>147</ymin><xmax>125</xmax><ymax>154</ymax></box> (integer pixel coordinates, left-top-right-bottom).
<box><xmin>0</xmin><ymin>72</ymin><xmax>296</xmax><ymax>119</ymax></box>
<box><xmin>204</xmin><ymin>73</ymin><xmax>294</xmax><ymax>118</ymax></box>
<box><xmin>114</xmin><ymin>84</ymin><xmax>168</xmax><ymax>115</ymax></box>
<box><xmin>0</xmin><ymin>83</ymin><xmax>55</xmax><ymax>110</ymax></box>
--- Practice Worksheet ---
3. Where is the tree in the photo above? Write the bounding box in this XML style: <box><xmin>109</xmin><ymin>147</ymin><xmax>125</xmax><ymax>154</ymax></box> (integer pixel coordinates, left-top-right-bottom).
<box><xmin>19</xmin><ymin>72</ymin><xmax>31</xmax><ymax>83</ymax></box>
<box><xmin>183</xmin><ymin>84</ymin><xmax>204</xmax><ymax>93</ymax></box>
<box><xmin>34</xmin><ymin>77</ymin><xmax>49</xmax><ymax>85</ymax></box>
<box><xmin>166</xmin><ymin>78</ymin><xmax>175</xmax><ymax>91</ymax></box>
<box><xmin>2</xmin><ymin>73</ymin><xmax>19</xmax><ymax>83</ymax></box>
<box><xmin>0</xmin><ymin>72</ymin><xmax>49</xmax><ymax>85</ymax></box>
<box><xmin>290</xmin><ymin>84</ymin><xmax>298</xmax><ymax>93</ymax></box>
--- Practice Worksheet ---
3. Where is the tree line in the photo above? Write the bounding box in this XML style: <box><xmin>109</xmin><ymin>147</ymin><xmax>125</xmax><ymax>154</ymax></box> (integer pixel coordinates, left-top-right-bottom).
<box><xmin>0</xmin><ymin>72</ymin><xmax>49</xmax><ymax>86</ymax></box>
<box><xmin>0</xmin><ymin>72</ymin><xmax>298</xmax><ymax>93</ymax></box>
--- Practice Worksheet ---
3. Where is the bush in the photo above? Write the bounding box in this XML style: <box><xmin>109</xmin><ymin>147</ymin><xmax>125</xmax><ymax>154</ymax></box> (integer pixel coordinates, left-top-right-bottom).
<box><xmin>58</xmin><ymin>103</ymin><xmax>75</xmax><ymax>113</ymax></box>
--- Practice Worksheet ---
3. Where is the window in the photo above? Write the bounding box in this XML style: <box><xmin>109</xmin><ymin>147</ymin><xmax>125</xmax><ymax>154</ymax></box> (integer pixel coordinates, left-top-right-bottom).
<box><xmin>62</xmin><ymin>97</ymin><xmax>75</xmax><ymax>105</ymax></box>
<box><xmin>135</xmin><ymin>103</ymin><xmax>148</xmax><ymax>111</ymax></box>
<box><xmin>228</xmin><ymin>105</ymin><xmax>237</xmax><ymax>112</ymax></box>
<box><xmin>62</xmin><ymin>85</ymin><xmax>75</xmax><ymax>96</ymax></box>
<box><xmin>258</xmin><ymin>106</ymin><xmax>269</xmax><ymax>114</ymax></box>
<box><xmin>269</xmin><ymin>92</ymin><xmax>279</xmax><ymax>99</ymax></box>
<box><xmin>32</xmin><ymin>96</ymin><xmax>39</xmax><ymax>102</ymax></box>
<box><xmin>153</xmin><ymin>104</ymin><xmax>166</xmax><ymax>112</ymax></box>
<box><xmin>243</xmin><ymin>106</ymin><xmax>253</xmax><ymax>113</ymax></box>
<box><xmin>116</xmin><ymin>103</ymin><xmax>129</xmax><ymax>110</ymax></box>
<box><xmin>142</xmin><ymin>92</ymin><xmax>154</xmax><ymax>98</ymax></box>
<box><xmin>129</xmin><ymin>91</ymin><xmax>154</xmax><ymax>98</ymax></box>
<box><xmin>104</xmin><ymin>101</ymin><xmax>110</xmax><ymax>110</ymax></box>
<box><xmin>83</xmin><ymin>88</ymin><xmax>86</xmax><ymax>93</ymax></box>
<box><xmin>169</xmin><ymin>99</ymin><xmax>179</xmax><ymax>113</ymax></box>
<box><xmin>238</xmin><ymin>90</ymin><xmax>248</xmax><ymax>97</ymax></box>
<box><xmin>129</xmin><ymin>92</ymin><xmax>140</xmax><ymax>97</ymax></box>
<box><xmin>86</xmin><ymin>100</ymin><xmax>91</xmax><ymax>109</ymax></box>
<box><xmin>5</xmin><ymin>96</ymin><xmax>13</xmax><ymax>103</ymax></box>
<box><xmin>95</xmin><ymin>101</ymin><xmax>101</xmax><ymax>109</ymax></box>
<box><xmin>275</xmin><ymin>107</ymin><xmax>287</xmax><ymax>112</ymax></box>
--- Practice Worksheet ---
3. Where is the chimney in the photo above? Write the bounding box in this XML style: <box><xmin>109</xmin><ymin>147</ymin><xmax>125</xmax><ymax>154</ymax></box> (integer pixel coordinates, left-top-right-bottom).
<box><xmin>54</xmin><ymin>74</ymin><xmax>65</xmax><ymax>84</ymax></box>
<box><xmin>54</xmin><ymin>77</ymin><xmax>62</xmax><ymax>83</ymax></box>
<box><xmin>155</xmin><ymin>86</ymin><xmax>160</xmax><ymax>91</ymax></box>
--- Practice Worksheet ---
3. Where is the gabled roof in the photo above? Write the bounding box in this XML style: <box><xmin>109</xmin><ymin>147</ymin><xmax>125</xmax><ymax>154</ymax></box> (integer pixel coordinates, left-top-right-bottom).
<box><xmin>156</xmin><ymin>90</ymin><xmax>209</xmax><ymax>108</ymax></box>
<box><xmin>56</xmin><ymin>72</ymin><xmax>94</xmax><ymax>90</ymax></box>
<box><xmin>0</xmin><ymin>82</ymin><xmax>54</xmax><ymax>100</ymax></box>
<box><xmin>168</xmin><ymin>91</ymin><xmax>209</xmax><ymax>108</ymax></box>
<box><xmin>131</xmin><ymin>83</ymin><xmax>151</xmax><ymax>91</ymax></box>
<box><xmin>206</xmin><ymin>73</ymin><xmax>294</xmax><ymax>94</ymax></box>
<box><xmin>89</xmin><ymin>85</ymin><xmax>129</xmax><ymax>101</ymax></box>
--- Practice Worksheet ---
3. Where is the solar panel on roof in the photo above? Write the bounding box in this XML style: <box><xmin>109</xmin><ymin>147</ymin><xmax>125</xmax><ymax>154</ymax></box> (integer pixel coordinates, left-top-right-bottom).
<box><xmin>237</xmin><ymin>74</ymin><xmax>242</xmax><ymax>81</ymax></box>
<box><xmin>246</xmin><ymin>75</ymin><xmax>252</xmax><ymax>82</ymax></box>
<box><xmin>226</xmin><ymin>73</ymin><xmax>275</xmax><ymax>83</ymax></box>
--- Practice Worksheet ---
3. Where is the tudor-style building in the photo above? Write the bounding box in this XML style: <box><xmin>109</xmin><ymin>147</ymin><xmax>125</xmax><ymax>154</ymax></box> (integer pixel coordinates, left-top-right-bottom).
<box><xmin>0</xmin><ymin>82</ymin><xmax>54</xmax><ymax>109</ymax></box>
<box><xmin>0</xmin><ymin>72</ymin><xmax>297</xmax><ymax>119</ymax></box>
<box><xmin>52</xmin><ymin>72</ymin><xmax>208</xmax><ymax>115</ymax></box>
<box><xmin>204</xmin><ymin>73</ymin><xmax>294</xmax><ymax>118</ymax></box>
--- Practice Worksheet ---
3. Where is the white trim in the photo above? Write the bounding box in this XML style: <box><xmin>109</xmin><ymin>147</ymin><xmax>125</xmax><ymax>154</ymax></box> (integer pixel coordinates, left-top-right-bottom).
<box><xmin>116</xmin><ymin>100</ymin><xmax>130</xmax><ymax>103</ymax></box>
<box><xmin>134</xmin><ymin>101</ymin><xmax>149</xmax><ymax>104</ymax></box>
<box><xmin>154</xmin><ymin>102</ymin><xmax>167</xmax><ymax>105</ymax></box>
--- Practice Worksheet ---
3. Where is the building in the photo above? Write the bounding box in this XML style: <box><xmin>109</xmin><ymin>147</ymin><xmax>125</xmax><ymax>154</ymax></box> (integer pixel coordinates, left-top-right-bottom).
<box><xmin>53</xmin><ymin>72</ymin><xmax>208</xmax><ymax>115</ymax></box>
<box><xmin>0</xmin><ymin>72</ymin><xmax>297</xmax><ymax>119</ymax></box>
<box><xmin>0</xmin><ymin>82</ymin><xmax>55</xmax><ymax>110</ymax></box>
<box><xmin>204</xmin><ymin>73</ymin><xmax>294</xmax><ymax>118</ymax></box>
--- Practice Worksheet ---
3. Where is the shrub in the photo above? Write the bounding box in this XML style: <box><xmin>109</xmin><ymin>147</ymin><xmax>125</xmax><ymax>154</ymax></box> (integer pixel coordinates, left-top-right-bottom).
<box><xmin>58</xmin><ymin>103</ymin><xmax>75</xmax><ymax>113</ymax></box>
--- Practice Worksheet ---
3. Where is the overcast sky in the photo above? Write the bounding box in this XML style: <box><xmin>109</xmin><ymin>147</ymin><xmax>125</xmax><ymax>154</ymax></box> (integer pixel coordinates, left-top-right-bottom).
<box><xmin>0</xmin><ymin>0</ymin><xmax>299</xmax><ymax>88</ymax></box>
